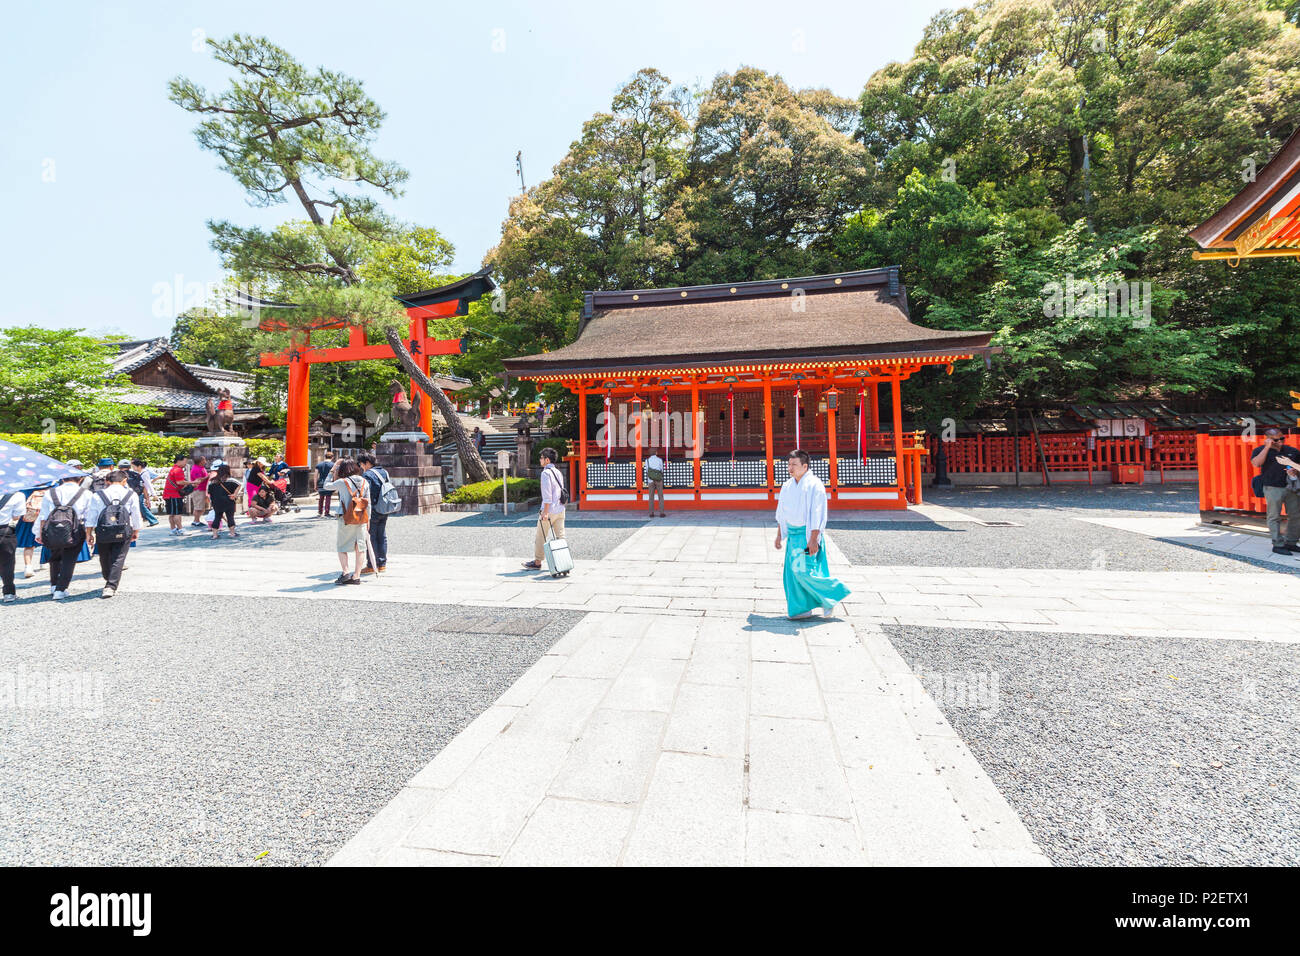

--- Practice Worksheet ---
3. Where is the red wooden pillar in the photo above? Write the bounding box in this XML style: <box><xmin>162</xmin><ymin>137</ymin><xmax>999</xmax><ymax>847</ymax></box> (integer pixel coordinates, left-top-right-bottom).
<box><xmin>285</xmin><ymin>332</ymin><xmax>311</xmax><ymax>467</ymax></box>
<box><xmin>577</xmin><ymin>384</ymin><xmax>587</xmax><ymax>507</ymax></box>
<box><xmin>891</xmin><ymin>370</ymin><xmax>906</xmax><ymax>505</ymax></box>
<box><xmin>763</xmin><ymin>379</ymin><xmax>775</xmax><ymax>498</ymax></box>
<box><xmin>409</xmin><ymin>313</ymin><xmax>433</xmax><ymax>438</ymax></box>
<box><xmin>826</xmin><ymin>392</ymin><xmax>838</xmax><ymax>500</ymax></box>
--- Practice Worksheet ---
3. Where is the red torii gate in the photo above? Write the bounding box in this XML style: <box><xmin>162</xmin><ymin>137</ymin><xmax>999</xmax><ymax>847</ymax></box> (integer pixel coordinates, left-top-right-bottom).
<box><xmin>254</xmin><ymin>268</ymin><xmax>495</xmax><ymax>467</ymax></box>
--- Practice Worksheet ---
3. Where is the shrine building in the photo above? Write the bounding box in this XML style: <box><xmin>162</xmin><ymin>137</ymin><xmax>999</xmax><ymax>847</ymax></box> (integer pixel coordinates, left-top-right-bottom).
<box><xmin>504</xmin><ymin>267</ymin><xmax>997</xmax><ymax>510</ymax></box>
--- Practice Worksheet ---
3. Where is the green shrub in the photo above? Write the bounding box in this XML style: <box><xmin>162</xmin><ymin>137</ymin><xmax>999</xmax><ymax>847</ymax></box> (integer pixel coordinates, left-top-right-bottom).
<box><xmin>445</xmin><ymin>477</ymin><xmax>540</xmax><ymax>504</ymax></box>
<box><xmin>530</xmin><ymin>436</ymin><xmax>571</xmax><ymax>465</ymax></box>
<box><xmin>0</xmin><ymin>433</ymin><xmax>283</xmax><ymax>468</ymax></box>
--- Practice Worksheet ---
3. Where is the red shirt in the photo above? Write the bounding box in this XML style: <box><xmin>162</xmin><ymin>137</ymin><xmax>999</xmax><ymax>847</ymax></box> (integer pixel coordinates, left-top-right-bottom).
<box><xmin>164</xmin><ymin>465</ymin><xmax>187</xmax><ymax>499</ymax></box>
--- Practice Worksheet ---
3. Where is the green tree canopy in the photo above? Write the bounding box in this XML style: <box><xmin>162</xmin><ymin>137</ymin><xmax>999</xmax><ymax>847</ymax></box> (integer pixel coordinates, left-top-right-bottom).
<box><xmin>0</xmin><ymin>327</ymin><xmax>153</xmax><ymax>433</ymax></box>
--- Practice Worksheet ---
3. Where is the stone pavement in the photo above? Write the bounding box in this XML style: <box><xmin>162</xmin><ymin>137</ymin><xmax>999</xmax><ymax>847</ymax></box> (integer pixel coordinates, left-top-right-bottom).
<box><xmin>29</xmin><ymin>506</ymin><xmax>1298</xmax><ymax>865</ymax></box>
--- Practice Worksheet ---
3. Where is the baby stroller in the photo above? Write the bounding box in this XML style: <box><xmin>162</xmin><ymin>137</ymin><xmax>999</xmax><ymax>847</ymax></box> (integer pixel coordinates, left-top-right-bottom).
<box><xmin>266</xmin><ymin>475</ymin><xmax>302</xmax><ymax>514</ymax></box>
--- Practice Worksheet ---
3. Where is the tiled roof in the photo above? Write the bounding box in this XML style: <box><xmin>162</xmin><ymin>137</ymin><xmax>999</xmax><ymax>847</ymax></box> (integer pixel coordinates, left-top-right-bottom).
<box><xmin>112</xmin><ymin>385</ymin><xmax>212</xmax><ymax>411</ymax></box>
<box><xmin>111</xmin><ymin>338</ymin><xmax>171</xmax><ymax>375</ymax></box>
<box><xmin>505</xmin><ymin>269</ymin><xmax>994</xmax><ymax>375</ymax></box>
<box><xmin>185</xmin><ymin>364</ymin><xmax>255</xmax><ymax>403</ymax></box>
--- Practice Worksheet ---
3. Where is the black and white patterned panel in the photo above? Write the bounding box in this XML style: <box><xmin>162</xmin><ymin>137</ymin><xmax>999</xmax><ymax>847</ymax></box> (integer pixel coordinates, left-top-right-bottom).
<box><xmin>586</xmin><ymin>460</ymin><xmax>635</xmax><ymax>490</ymax></box>
<box><xmin>661</xmin><ymin>459</ymin><xmax>694</xmax><ymax>489</ymax></box>
<box><xmin>701</xmin><ymin>458</ymin><xmax>767</xmax><ymax>488</ymax></box>
<box><xmin>772</xmin><ymin>458</ymin><xmax>830</xmax><ymax>484</ymax></box>
<box><xmin>837</xmin><ymin>456</ymin><xmax>896</xmax><ymax>486</ymax></box>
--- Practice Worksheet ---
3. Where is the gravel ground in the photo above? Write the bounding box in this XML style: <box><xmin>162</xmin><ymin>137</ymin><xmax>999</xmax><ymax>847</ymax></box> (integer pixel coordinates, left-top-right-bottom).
<box><xmin>829</xmin><ymin>514</ymin><xmax>1288</xmax><ymax>573</ymax></box>
<box><xmin>923</xmin><ymin>483</ymin><xmax>1202</xmax><ymax>515</ymax></box>
<box><xmin>887</xmin><ymin>624</ymin><xmax>1300</xmax><ymax>866</ymax></box>
<box><xmin>831</xmin><ymin>484</ymin><xmax>1300</xmax><ymax>574</ymax></box>
<box><xmin>0</xmin><ymin>595</ymin><xmax>580</xmax><ymax>866</ymax></box>
<box><xmin>137</xmin><ymin>509</ymin><xmax>642</xmax><ymax>562</ymax></box>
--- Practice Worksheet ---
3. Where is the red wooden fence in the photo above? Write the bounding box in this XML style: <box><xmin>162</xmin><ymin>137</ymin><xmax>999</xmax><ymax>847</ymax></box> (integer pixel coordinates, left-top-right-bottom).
<box><xmin>1197</xmin><ymin>434</ymin><xmax>1269</xmax><ymax>513</ymax></box>
<box><xmin>922</xmin><ymin>430</ymin><xmax>1219</xmax><ymax>476</ymax></box>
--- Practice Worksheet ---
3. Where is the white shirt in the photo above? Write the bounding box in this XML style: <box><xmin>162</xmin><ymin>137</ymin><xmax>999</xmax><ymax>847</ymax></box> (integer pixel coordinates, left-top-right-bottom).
<box><xmin>540</xmin><ymin>465</ymin><xmax>565</xmax><ymax>515</ymax></box>
<box><xmin>86</xmin><ymin>483</ymin><xmax>143</xmax><ymax>532</ymax></box>
<box><xmin>37</xmin><ymin>482</ymin><xmax>92</xmax><ymax>534</ymax></box>
<box><xmin>646</xmin><ymin>454</ymin><xmax>665</xmax><ymax>473</ymax></box>
<box><xmin>0</xmin><ymin>491</ymin><xmax>26</xmax><ymax>527</ymax></box>
<box><xmin>775</xmin><ymin>470</ymin><xmax>829</xmax><ymax>537</ymax></box>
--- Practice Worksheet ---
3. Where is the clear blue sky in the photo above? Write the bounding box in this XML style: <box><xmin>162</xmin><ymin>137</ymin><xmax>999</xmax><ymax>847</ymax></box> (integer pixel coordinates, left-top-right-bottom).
<box><xmin>1</xmin><ymin>0</ymin><xmax>950</xmax><ymax>339</ymax></box>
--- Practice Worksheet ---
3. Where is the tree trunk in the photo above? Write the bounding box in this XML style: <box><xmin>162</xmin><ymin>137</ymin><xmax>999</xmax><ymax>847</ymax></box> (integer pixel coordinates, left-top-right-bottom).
<box><xmin>383</xmin><ymin>326</ymin><xmax>492</xmax><ymax>483</ymax></box>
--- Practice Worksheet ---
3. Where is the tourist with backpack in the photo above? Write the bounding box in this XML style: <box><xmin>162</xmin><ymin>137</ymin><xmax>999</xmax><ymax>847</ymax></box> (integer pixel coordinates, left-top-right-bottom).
<box><xmin>0</xmin><ymin>488</ymin><xmax>26</xmax><ymax>604</ymax></box>
<box><xmin>522</xmin><ymin>447</ymin><xmax>569</xmax><ymax>572</ymax></box>
<box><xmin>359</xmin><ymin>452</ymin><xmax>399</xmax><ymax>575</ymax></box>
<box><xmin>315</xmin><ymin>452</ymin><xmax>337</xmax><ymax>517</ymax></box>
<box><xmin>85</xmin><ymin>470</ymin><xmax>142</xmax><ymax>599</ymax></box>
<box><xmin>323</xmin><ymin>458</ymin><xmax>370</xmax><ymax>586</ymax></box>
<box><xmin>35</xmin><ymin>474</ymin><xmax>92</xmax><ymax>601</ymax></box>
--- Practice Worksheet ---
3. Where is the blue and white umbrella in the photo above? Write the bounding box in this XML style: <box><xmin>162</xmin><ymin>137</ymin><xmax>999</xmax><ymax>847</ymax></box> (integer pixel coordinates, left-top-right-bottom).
<box><xmin>0</xmin><ymin>439</ymin><xmax>88</xmax><ymax>495</ymax></box>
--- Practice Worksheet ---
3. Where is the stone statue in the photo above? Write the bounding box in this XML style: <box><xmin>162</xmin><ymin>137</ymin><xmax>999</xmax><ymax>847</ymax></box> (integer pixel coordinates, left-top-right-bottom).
<box><xmin>205</xmin><ymin>388</ymin><xmax>236</xmax><ymax>436</ymax></box>
<box><xmin>390</xmin><ymin>379</ymin><xmax>424</xmax><ymax>433</ymax></box>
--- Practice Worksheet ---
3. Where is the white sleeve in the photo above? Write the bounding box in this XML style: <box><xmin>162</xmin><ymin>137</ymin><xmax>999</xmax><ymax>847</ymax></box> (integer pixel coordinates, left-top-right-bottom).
<box><xmin>774</xmin><ymin>483</ymin><xmax>789</xmax><ymax>538</ymax></box>
<box><xmin>809</xmin><ymin>480</ymin><xmax>828</xmax><ymax>532</ymax></box>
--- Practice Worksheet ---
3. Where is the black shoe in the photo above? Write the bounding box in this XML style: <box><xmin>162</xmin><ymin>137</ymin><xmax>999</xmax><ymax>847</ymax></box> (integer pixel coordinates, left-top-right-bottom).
<box><xmin>1272</xmin><ymin>545</ymin><xmax>1292</xmax><ymax>555</ymax></box>
<box><xmin>343</xmin><ymin>576</ymin><xmax>361</xmax><ymax>585</ymax></box>
<box><xmin>1284</xmin><ymin>543</ymin><xmax>1300</xmax><ymax>553</ymax></box>
<box><xmin>334</xmin><ymin>574</ymin><xmax>350</xmax><ymax>585</ymax></box>
<box><xmin>522</xmin><ymin>560</ymin><xmax>542</xmax><ymax>570</ymax></box>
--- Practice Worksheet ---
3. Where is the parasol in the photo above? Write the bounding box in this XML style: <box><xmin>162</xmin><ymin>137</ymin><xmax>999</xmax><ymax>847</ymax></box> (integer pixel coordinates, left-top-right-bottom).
<box><xmin>0</xmin><ymin>439</ymin><xmax>89</xmax><ymax>496</ymax></box>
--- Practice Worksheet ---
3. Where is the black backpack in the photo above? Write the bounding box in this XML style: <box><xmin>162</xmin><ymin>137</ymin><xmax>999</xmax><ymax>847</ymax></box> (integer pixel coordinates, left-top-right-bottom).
<box><xmin>546</xmin><ymin>465</ymin><xmax>569</xmax><ymax>505</ymax></box>
<box><xmin>41</xmin><ymin>486</ymin><xmax>86</xmax><ymax>550</ymax></box>
<box><xmin>95</xmin><ymin>490</ymin><xmax>131</xmax><ymax>544</ymax></box>
<box><xmin>125</xmin><ymin>470</ymin><xmax>145</xmax><ymax>495</ymax></box>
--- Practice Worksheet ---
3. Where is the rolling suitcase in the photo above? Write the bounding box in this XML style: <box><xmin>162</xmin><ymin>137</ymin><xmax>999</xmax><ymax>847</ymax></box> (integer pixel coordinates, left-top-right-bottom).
<box><xmin>541</xmin><ymin>517</ymin><xmax>572</xmax><ymax>577</ymax></box>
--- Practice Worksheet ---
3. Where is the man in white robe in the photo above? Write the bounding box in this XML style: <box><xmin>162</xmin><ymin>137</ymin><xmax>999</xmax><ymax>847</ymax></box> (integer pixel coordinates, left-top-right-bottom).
<box><xmin>774</xmin><ymin>449</ymin><xmax>849</xmax><ymax>618</ymax></box>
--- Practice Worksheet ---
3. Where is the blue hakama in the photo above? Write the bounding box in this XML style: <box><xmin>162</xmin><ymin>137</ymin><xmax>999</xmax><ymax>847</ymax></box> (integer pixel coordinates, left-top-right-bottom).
<box><xmin>782</xmin><ymin>525</ymin><xmax>850</xmax><ymax>618</ymax></box>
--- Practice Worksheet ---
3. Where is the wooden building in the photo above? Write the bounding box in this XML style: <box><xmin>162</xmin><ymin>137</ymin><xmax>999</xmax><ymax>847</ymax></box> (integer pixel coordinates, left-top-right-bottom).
<box><xmin>110</xmin><ymin>338</ymin><xmax>269</xmax><ymax>435</ymax></box>
<box><xmin>504</xmin><ymin>267</ymin><xmax>997</xmax><ymax>510</ymax></box>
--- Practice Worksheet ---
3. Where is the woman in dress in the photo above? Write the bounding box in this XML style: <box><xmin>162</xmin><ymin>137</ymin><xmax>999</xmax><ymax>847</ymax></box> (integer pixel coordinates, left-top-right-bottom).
<box><xmin>15</xmin><ymin>486</ymin><xmax>43</xmax><ymax>578</ymax></box>
<box><xmin>323</xmin><ymin>458</ymin><xmax>370</xmax><ymax>586</ymax></box>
